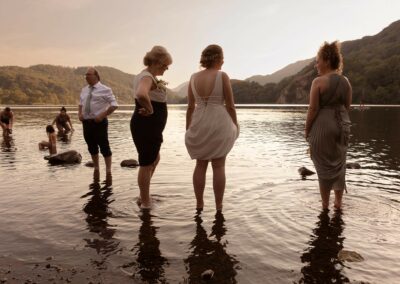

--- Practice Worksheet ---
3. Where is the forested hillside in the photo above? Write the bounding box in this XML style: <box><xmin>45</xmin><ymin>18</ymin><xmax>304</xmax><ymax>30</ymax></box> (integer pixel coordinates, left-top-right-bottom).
<box><xmin>232</xmin><ymin>19</ymin><xmax>400</xmax><ymax>104</ymax></box>
<box><xmin>1</xmin><ymin>20</ymin><xmax>399</xmax><ymax>105</ymax></box>
<box><xmin>0</xmin><ymin>65</ymin><xmax>181</xmax><ymax>104</ymax></box>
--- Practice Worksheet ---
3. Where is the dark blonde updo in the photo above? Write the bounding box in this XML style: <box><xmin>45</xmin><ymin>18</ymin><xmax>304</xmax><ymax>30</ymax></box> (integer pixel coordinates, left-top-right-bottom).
<box><xmin>318</xmin><ymin>41</ymin><xmax>343</xmax><ymax>73</ymax></box>
<box><xmin>200</xmin><ymin>44</ymin><xmax>223</xmax><ymax>68</ymax></box>
<box><xmin>143</xmin><ymin>46</ymin><xmax>172</xmax><ymax>67</ymax></box>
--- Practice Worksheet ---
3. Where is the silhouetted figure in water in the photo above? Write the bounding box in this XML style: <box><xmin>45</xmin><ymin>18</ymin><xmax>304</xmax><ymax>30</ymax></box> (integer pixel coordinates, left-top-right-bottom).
<box><xmin>122</xmin><ymin>210</ymin><xmax>168</xmax><ymax>283</ymax></box>
<box><xmin>299</xmin><ymin>210</ymin><xmax>349</xmax><ymax>283</ymax></box>
<box><xmin>0</xmin><ymin>107</ymin><xmax>14</xmax><ymax>137</ymax></box>
<box><xmin>185</xmin><ymin>211</ymin><xmax>239</xmax><ymax>283</ymax></box>
<box><xmin>52</xmin><ymin>106</ymin><xmax>74</xmax><ymax>134</ymax></box>
<box><xmin>38</xmin><ymin>125</ymin><xmax>57</xmax><ymax>155</ymax></box>
<box><xmin>81</xmin><ymin>181</ymin><xmax>118</xmax><ymax>268</ymax></box>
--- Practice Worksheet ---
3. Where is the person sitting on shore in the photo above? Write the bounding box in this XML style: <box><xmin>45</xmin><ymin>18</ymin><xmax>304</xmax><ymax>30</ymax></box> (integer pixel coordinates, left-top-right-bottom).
<box><xmin>52</xmin><ymin>106</ymin><xmax>73</xmax><ymax>134</ymax></box>
<box><xmin>0</xmin><ymin>107</ymin><xmax>14</xmax><ymax>137</ymax></box>
<box><xmin>38</xmin><ymin>125</ymin><xmax>57</xmax><ymax>155</ymax></box>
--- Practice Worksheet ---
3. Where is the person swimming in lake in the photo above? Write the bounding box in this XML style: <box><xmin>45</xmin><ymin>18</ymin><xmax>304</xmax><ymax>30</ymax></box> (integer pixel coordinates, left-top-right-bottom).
<box><xmin>0</xmin><ymin>107</ymin><xmax>14</xmax><ymax>137</ymax></box>
<box><xmin>38</xmin><ymin>125</ymin><xmax>57</xmax><ymax>155</ymax></box>
<box><xmin>52</xmin><ymin>106</ymin><xmax>73</xmax><ymax>133</ymax></box>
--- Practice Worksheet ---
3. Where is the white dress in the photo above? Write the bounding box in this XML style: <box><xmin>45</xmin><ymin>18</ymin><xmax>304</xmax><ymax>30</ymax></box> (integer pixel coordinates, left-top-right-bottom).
<box><xmin>185</xmin><ymin>71</ymin><xmax>238</xmax><ymax>160</ymax></box>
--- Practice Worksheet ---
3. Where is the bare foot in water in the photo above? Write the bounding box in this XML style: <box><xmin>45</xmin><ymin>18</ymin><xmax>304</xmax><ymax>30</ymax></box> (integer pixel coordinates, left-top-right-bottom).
<box><xmin>105</xmin><ymin>172</ymin><xmax>112</xmax><ymax>186</ymax></box>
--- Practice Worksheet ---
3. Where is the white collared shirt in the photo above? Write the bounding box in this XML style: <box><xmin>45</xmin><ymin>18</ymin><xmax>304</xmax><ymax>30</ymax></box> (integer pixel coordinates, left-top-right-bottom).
<box><xmin>79</xmin><ymin>81</ymin><xmax>118</xmax><ymax>119</ymax></box>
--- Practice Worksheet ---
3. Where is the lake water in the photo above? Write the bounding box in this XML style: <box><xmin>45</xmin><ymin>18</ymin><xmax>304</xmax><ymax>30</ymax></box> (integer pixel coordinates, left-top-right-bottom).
<box><xmin>0</xmin><ymin>106</ymin><xmax>399</xmax><ymax>283</ymax></box>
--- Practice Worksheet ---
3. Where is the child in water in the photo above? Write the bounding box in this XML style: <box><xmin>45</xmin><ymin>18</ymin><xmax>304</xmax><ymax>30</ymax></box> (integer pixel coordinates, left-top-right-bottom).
<box><xmin>38</xmin><ymin>125</ymin><xmax>57</xmax><ymax>155</ymax></box>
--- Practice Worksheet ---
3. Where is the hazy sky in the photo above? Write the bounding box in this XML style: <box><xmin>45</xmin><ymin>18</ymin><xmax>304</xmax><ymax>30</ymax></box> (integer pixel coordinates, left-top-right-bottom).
<box><xmin>0</xmin><ymin>0</ymin><xmax>399</xmax><ymax>87</ymax></box>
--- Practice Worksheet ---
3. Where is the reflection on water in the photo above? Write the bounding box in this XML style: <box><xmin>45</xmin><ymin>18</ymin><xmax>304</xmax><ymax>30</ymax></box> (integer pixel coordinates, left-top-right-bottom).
<box><xmin>81</xmin><ymin>181</ymin><xmax>119</xmax><ymax>268</ymax></box>
<box><xmin>57</xmin><ymin>131</ymin><xmax>72</xmax><ymax>144</ymax></box>
<box><xmin>1</xmin><ymin>136</ymin><xmax>16</xmax><ymax>169</ymax></box>
<box><xmin>299</xmin><ymin>210</ymin><xmax>349</xmax><ymax>283</ymax></box>
<box><xmin>185</xmin><ymin>211</ymin><xmax>239</xmax><ymax>284</ymax></box>
<box><xmin>122</xmin><ymin>211</ymin><xmax>168</xmax><ymax>283</ymax></box>
<box><xmin>0</xmin><ymin>106</ymin><xmax>399</xmax><ymax>283</ymax></box>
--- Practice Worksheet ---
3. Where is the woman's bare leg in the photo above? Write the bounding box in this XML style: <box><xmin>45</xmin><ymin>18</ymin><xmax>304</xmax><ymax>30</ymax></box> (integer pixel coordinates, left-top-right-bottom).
<box><xmin>334</xmin><ymin>189</ymin><xmax>344</xmax><ymax>209</ymax></box>
<box><xmin>151</xmin><ymin>154</ymin><xmax>160</xmax><ymax>177</ymax></box>
<box><xmin>193</xmin><ymin>160</ymin><xmax>208</xmax><ymax>209</ymax></box>
<box><xmin>137</xmin><ymin>155</ymin><xmax>160</xmax><ymax>209</ymax></box>
<box><xmin>38</xmin><ymin>141</ymin><xmax>50</xmax><ymax>150</ymax></box>
<box><xmin>138</xmin><ymin>165</ymin><xmax>153</xmax><ymax>208</ymax></box>
<box><xmin>212</xmin><ymin>157</ymin><xmax>226</xmax><ymax>211</ymax></box>
<box><xmin>319</xmin><ymin>187</ymin><xmax>330</xmax><ymax>210</ymax></box>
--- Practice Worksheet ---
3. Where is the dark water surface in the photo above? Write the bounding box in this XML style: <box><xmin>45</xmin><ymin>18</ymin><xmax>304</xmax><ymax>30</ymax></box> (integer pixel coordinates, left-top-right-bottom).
<box><xmin>0</xmin><ymin>106</ymin><xmax>399</xmax><ymax>283</ymax></box>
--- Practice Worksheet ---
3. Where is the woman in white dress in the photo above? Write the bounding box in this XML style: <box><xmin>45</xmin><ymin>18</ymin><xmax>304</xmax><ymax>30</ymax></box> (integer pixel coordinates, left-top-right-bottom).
<box><xmin>185</xmin><ymin>44</ymin><xmax>239</xmax><ymax>211</ymax></box>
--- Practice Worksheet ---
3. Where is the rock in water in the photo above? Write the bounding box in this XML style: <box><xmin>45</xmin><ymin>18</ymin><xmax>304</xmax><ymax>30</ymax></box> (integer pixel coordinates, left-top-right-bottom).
<box><xmin>201</xmin><ymin>269</ymin><xmax>214</xmax><ymax>280</ymax></box>
<box><xmin>120</xmin><ymin>159</ymin><xmax>139</xmax><ymax>168</ymax></box>
<box><xmin>338</xmin><ymin>250</ymin><xmax>364</xmax><ymax>262</ymax></box>
<box><xmin>45</xmin><ymin>150</ymin><xmax>82</xmax><ymax>165</ymax></box>
<box><xmin>298</xmin><ymin>166</ymin><xmax>315</xmax><ymax>177</ymax></box>
<box><xmin>85</xmin><ymin>161</ymin><xmax>94</xmax><ymax>167</ymax></box>
<box><xmin>346</xmin><ymin>162</ymin><xmax>361</xmax><ymax>169</ymax></box>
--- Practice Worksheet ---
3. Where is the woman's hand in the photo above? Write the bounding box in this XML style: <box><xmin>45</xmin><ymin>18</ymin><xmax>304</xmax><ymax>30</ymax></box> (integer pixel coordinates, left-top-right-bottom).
<box><xmin>138</xmin><ymin>108</ymin><xmax>153</xmax><ymax>116</ymax></box>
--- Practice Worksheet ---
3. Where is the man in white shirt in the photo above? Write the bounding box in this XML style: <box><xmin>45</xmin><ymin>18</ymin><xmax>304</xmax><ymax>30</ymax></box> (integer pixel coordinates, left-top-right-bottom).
<box><xmin>78</xmin><ymin>67</ymin><xmax>118</xmax><ymax>183</ymax></box>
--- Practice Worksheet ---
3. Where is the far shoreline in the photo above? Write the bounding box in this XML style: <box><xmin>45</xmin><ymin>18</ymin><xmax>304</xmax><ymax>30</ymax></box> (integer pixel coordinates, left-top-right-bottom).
<box><xmin>1</xmin><ymin>104</ymin><xmax>400</xmax><ymax>110</ymax></box>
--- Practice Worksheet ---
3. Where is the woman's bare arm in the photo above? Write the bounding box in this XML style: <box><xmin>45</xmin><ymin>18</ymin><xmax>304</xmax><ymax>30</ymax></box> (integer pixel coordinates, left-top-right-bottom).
<box><xmin>186</xmin><ymin>81</ymin><xmax>195</xmax><ymax>130</ymax></box>
<box><xmin>222</xmin><ymin>72</ymin><xmax>238</xmax><ymax>127</ymax></box>
<box><xmin>305</xmin><ymin>78</ymin><xmax>321</xmax><ymax>138</ymax></box>
<box><xmin>135</xmin><ymin>76</ymin><xmax>154</xmax><ymax>116</ymax></box>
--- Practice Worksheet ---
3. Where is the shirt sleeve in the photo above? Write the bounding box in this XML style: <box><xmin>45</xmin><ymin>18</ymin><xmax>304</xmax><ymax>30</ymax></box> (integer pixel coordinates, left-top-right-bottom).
<box><xmin>105</xmin><ymin>88</ymin><xmax>118</xmax><ymax>107</ymax></box>
<box><xmin>79</xmin><ymin>88</ymin><xmax>85</xmax><ymax>106</ymax></box>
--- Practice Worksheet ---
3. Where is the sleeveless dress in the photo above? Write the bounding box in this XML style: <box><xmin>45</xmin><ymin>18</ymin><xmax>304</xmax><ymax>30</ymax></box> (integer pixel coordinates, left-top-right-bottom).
<box><xmin>185</xmin><ymin>71</ymin><xmax>238</xmax><ymax>160</ymax></box>
<box><xmin>130</xmin><ymin>70</ymin><xmax>168</xmax><ymax>166</ymax></box>
<box><xmin>308</xmin><ymin>74</ymin><xmax>351</xmax><ymax>191</ymax></box>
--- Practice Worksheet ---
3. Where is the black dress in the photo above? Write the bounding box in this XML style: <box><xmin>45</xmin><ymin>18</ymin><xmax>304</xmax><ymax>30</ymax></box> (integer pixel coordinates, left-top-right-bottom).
<box><xmin>130</xmin><ymin>71</ymin><xmax>168</xmax><ymax>166</ymax></box>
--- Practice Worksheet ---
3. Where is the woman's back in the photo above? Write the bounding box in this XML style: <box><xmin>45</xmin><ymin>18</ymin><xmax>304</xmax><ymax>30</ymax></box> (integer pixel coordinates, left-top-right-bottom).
<box><xmin>319</xmin><ymin>74</ymin><xmax>350</xmax><ymax>108</ymax></box>
<box><xmin>191</xmin><ymin>70</ymin><xmax>224</xmax><ymax>106</ymax></box>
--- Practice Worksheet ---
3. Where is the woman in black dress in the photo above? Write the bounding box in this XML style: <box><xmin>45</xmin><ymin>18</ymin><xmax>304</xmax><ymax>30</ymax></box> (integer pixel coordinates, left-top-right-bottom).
<box><xmin>130</xmin><ymin>46</ymin><xmax>172</xmax><ymax>209</ymax></box>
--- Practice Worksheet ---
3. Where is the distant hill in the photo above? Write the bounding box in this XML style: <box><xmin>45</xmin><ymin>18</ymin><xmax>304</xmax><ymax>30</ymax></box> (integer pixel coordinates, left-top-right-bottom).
<box><xmin>0</xmin><ymin>65</ymin><xmax>182</xmax><ymax>105</ymax></box>
<box><xmin>1</xmin><ymin>20</ymin><xmax>399</xmax><ymax>105</ymax></box>
<box><xmin>172</xmin><ymin>81</ymin><xmax>189</xmax><ymax>98</ymax></box>
<box><xmin>231</xmin><ymin>19</ymin><xmax>400</xmax><ymax>104</ymax></box>
<box><xmin>245</xmin><ymin>58</ymin><xmax>313</xmax><ymax>85</ymax></box>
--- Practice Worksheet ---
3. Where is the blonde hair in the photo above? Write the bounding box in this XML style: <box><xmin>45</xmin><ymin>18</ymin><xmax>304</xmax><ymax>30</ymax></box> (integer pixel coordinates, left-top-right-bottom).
<box><xmin>318</xmin><ymin>41</ymin><xmax>343</xmax><ymax>73</ymax></box>
<box><xmin>200</xmin><ymin>44</ymin><xmax>223</xmax><ymax>68</ymax></box>
<box><xmin>143</xmin><ymin>46</ymin><xmax>173</xmax><ymax>67</ymax></box>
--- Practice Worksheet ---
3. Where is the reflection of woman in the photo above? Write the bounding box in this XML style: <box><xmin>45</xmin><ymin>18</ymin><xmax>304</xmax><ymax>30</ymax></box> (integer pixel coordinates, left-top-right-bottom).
<box><xmin>185</xmin><ymin>45</ymin><xmax>239</xmax><ymax>211</ymax></box>
<box><xmin>52</xmin><ymin>106</ymin><xmax>73</xmax><ymax>133</ymax></box>
<box><xmin>305</xmin><ymin>41</ymin><xmax>352</xmax><ymax>209</ymax></box>
<box><xmin>185</xmin><ymin>211</ymin><xmax>239</xmax><ymax>283</ymax></box>
<box><xmin>130</xmin><ymin>46</ymin><xmax>173</xmax><ymax>209</ymax></box>
<box><xmin>122</xmin><ymin>210</ymin><xmax>167</xmax><ymax>283</ymax></box>
<box><xmin>299</xmin><ymin>210</ymin><xmax>349</xmax><ymax>283</ymax></box>
<box><xmin>81</xmin><ymin>181</ymin><xmax>118</xmax><ymax>265</ymax></box>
